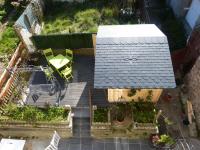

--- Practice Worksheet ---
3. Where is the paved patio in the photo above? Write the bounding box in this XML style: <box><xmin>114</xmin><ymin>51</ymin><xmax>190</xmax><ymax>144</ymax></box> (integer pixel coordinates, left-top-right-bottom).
<box><xmin>157</xmin><ymin>88</ymin><xmax>189</xmax><ymax>138</ymax></box>
<box><xmin>26</xmin><ymin>137</ymin><xmax>200</xmax><ymax>150</ymax></box>
<box><xmin>26</xmin><ymin>55</ymin><xmax>109</xmax><ymax>108</ymax></box>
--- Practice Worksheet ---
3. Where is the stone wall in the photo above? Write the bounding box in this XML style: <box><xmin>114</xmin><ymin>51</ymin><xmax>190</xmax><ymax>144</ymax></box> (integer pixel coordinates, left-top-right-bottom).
<box><xmin>0</xmin><ymin>121</ymin><xmax>71</xmax><ymax>138</ymax></box>
<box><xmin>185</xmin><ymin>56</ymin><xmax>200</xmax><ymax>131</ymax></box>
<box><xmin>91</xmin><ymin>122</ymin><xmax>157</xmax><ymax>139</ymax></box>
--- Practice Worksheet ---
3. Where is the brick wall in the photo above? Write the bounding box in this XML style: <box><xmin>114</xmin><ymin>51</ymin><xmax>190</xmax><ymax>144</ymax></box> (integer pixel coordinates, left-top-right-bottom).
<box><xmin>184</xmin><ymin>28</ymin><xmax>200</xmax><ymax>131</ymax></box>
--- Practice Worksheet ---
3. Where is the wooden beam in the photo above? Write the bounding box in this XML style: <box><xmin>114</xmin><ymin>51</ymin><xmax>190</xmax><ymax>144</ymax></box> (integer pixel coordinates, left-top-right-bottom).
<box><xmin>108</xmin><ymin>89</ymin><xmax>163</xmax><ymax>103</ymax></box>
<box><xmin>0</xmin><ymin>58</ymin><xmax>22</xmax><ymax>102</ymax></box>
<box><xmin>0</xmin><ymin>43</ymin><xmax>24</xmax><ymax>90</ymax></box>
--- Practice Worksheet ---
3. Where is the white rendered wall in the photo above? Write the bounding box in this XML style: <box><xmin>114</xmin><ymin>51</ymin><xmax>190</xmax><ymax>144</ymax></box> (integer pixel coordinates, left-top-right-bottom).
<box><xmin>186</xmin><ymin>0</ymin><xmax>200</xmax><ymax>29</ymax></box>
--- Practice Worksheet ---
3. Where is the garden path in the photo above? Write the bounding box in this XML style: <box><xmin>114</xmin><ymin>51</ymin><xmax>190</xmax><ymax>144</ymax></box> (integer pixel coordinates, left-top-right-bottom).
<box><xmin>157</xmin><ymin>88</ymin><xmax>189</xmax><ymax>138</ymax></box>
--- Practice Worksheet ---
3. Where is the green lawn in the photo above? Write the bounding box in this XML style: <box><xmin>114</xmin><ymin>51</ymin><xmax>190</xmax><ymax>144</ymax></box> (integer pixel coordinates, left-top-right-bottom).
<box><xmin>42</xmin><ymin>1</ymin><xmax>138</xmax><ymax>34</ymax></box>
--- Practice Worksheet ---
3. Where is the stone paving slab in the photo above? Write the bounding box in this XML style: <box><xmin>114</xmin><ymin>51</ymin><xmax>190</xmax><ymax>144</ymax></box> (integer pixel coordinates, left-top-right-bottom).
<box><xmin>57</xmin><ymin>138</ymin><xmax>152</xmax><ymax>150</ymax></box>
<box><xmin>29</xmin><ymin>137</ymin><xmax>200</xmax><ymax>150</ymax></box>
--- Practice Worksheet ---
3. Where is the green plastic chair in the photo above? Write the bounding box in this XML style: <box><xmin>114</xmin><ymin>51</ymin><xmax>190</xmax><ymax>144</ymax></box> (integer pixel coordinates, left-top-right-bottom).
<box><xmin>40</xmin><ymin>66</ymin><xmax>54</xmax><ymax>81</ymax></box>
<box><xmin>43</xmin><ymin>48</ymin><xmax>54</xmax><ymax>63</ymax></box>
<box><xmin>65</xmin><ymin>49</ymin><xmax>73</xmax><ymax>62</ymax></box>
<box><xmin>61</xmin><ymin>66</ymin><xmax>73</xmax><ymax>81</ymax></box>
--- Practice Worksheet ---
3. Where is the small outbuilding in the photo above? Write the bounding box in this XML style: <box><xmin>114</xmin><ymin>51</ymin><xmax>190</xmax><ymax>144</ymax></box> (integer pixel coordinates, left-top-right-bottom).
<box><xmin>94</xmin><ymin>24</ymin><xmax>176</xmax><ymax>102</ymax></box>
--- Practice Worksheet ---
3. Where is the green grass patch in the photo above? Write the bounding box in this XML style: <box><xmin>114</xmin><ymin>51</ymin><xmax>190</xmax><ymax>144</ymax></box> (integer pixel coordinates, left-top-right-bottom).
<box><xmin>42</xmin><ymin>1</ymin><xmax>138</xmax><ymax>34</ymax></box>
<box><xmin>1</xmin><ymin>103</ymin><xmax>69</xmax><ymax>123</ymax></box>
<box><xmin>93</xmin><ymin>107</ymin><xmax>109</xmax><ymax>122</ymax></box>
<box><xmin>0</xmin><ymin>26</ymin><xmax>19</xmax><ymax>55</ymax></box>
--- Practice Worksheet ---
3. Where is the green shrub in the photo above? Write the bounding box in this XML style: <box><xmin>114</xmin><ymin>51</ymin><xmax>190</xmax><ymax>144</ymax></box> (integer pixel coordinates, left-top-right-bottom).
<box><xmin>94</xmin><ymin>108</ymin><xmax>108</xmax><ymax>122</ymax></box>
<box><xmin>0</xmin><ymin>9</ymin><xmax>6</xmax><ymax>15</ymax></box>
<box><xmin>46</xmin><ymin>107</ymin><xmax>68</xmax><ymax>121</ymax></box>
<box><xmin>0</xmin><ymin>26</ymin><xmax>19</xmax><ymax>55</ymax></box>
<box><xmin>157</xmin><ymin>134</ymin><xmax>175</xmax><ymax>145</ymax></box>
<box><xmin>101</xmin><ymin>7</ymin><xmax>115</xmax><ymax>18</ymax></box>
<box><xmin>22</xmin><ymin>106</ymin><xmax>42</xmax><ymax>122</ymax></box>
<box><xmin>132</xmin><ymin>101</ymin><xmax>156</xmax><ymax>123</ymax></box>
<box><xmin>1</xmin><ymin>103</ymin><xmax>69</xmax><ymax>122</ymax></box>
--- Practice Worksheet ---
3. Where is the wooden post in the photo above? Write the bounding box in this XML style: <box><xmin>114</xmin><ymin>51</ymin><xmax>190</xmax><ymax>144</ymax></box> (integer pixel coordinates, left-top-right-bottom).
<box><xmin>89</xmin><ymin>86</ymin><xmax>92</xmax><ymax>126</ymax></box>
<box><xmin>154</xmin><ymin>110</ymin><xmax>162</xmax><ymax>124</ymax></box>
<box><xmin>92</xmin><ymin>34</ymin><xmax>96</xmax><ymax>56</ymax></box>
<box><xmin>187</xmin><ymin>100</ymin><xmax>195</xmax><ymax>124</ymax></box>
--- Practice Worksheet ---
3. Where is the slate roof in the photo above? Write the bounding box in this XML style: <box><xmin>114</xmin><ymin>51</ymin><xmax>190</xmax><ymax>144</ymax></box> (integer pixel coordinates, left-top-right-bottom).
<box><xmin>94</xmin><ymin>24</ymin><xmax>176</xmax><ymax>89</ymax></box>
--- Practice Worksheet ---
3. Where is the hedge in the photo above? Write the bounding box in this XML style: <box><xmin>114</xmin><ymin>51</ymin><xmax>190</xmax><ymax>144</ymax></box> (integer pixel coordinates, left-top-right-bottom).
<box><xmin>31</xmin><ymin>33</ymin><xmax>94</xmax><ymax>49</ymax></box>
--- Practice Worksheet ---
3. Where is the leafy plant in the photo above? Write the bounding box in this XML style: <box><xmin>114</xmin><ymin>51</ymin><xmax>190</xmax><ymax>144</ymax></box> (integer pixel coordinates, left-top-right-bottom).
<box><xmin>94</xmin><ymin>107</ymin><xmax>108</xmax><ymax>122</ymax></box>
<box><xmin>1</xmin><ymin>103</ymin><xmax>69</xmax><ymax>122</ymax></box>
<box><xmin>157</xmin><ymin>134</ymin><xmax>175</xmax><ymax>145</ymax></box>
<box><xmin>0</xmin><ymin>26</ymin><xmax>19</xmax><ymax>55</ymax></box>
<box><xmin>101</xmin><ymin>7</ymin><xmax>115</xmax><ymax>18</ymax></box>
<box><xmin>132</xmin><ymin>101</ymin><xmax>157</xmax><ymax>123</ymax></box>
<box><xmin>0</xmin><ymin>9</ymin><xmax>6</xmax><ymax>21</ymax></box>
<box><xmin>128</xmin><ymin>89</ymin><xmax>137</xmax><ymax>97</ymax></box>
<box><xmin>146</xmin><ymin>90</ymin><xmax>153</xmax><ymax>101</ymax></box>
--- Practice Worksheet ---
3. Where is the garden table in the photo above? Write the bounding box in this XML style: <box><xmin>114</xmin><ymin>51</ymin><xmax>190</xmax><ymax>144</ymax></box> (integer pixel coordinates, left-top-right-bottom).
<box><xmin>0</xmin><ymin>139</ymin><xmax>26</xmax><ymax>150</ymax></box>
<box><xmin>49</xmin><ymin>54</ymin><xmax>70</xmax><ymax>69</ymax></box>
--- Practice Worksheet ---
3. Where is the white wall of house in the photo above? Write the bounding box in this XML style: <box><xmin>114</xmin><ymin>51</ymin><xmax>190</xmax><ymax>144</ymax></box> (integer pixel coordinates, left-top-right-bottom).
<box><xmin>185</xmin><ymin>0</ymin><xmax>200</xmax><ymax>29</ymax></box>
<box><xmin>167</xmin><ymin>0</ymin><xmax>191</xmax><ymax>18</ymax></box>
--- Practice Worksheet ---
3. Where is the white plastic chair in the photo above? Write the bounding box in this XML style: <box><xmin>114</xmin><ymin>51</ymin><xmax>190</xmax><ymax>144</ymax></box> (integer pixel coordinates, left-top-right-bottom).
<box><xmin>44</xmin><ymin>131</ymin><xmax>61</xmax><ymax>150</ymax></box>
<box><xmin>50</xmin><ymin>131</ymin><xmax>61</xmax><ymax>148</ymax></box>
<box><xmin>44</xmin><ymin>144</ymin><xmax>56</xmax><ymax>150</ymax></box>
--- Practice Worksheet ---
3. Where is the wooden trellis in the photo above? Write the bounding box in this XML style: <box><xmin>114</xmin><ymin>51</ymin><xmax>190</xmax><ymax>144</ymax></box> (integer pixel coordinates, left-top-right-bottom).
<box><xmin>0</xmin><ymin>43</ymin><xmax>26</xmax><ymax>108</ymax></box>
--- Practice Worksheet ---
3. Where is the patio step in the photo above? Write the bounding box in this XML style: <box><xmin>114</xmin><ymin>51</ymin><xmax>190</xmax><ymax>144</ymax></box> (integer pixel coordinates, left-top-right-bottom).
<box><xmin>72</xmin><ymin>117</ymin><xmax>91</xmax><ymax>137</ymax></box>
<box><xmin>71</xmin><ymin>107</ymin><xmax>90</xmax><ymax>118</ymax></box>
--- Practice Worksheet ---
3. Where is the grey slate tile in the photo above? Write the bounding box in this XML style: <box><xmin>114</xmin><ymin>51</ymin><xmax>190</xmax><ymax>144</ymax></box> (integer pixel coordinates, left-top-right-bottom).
<box><xmin>95</xmin><ymin>33</ymin><xmax>176</xmax><ymax>89</ymax></box>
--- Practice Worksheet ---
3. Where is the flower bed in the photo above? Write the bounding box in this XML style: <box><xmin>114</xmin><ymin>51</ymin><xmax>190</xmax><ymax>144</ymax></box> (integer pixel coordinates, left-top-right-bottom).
<box><xmin>110</xmin><ymin>101</ymin><xmax>156</xmax><ymax>124</ymax></box>
<box><xmin>132</xmin><ymin>101</ymin><xmax>156</xmax><ymax>123</ymax></box>
<box><xmin>1</xmin><ymin>103</ymin><xmax>69</xmax><ymax>123</ymax></box>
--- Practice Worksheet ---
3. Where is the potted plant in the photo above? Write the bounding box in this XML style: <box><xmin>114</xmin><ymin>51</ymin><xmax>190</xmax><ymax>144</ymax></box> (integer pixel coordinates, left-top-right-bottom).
<box><xmin>150</xmin><ymin>134</ymin><xmax>176</xmax><ymax>149</ymax></box>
